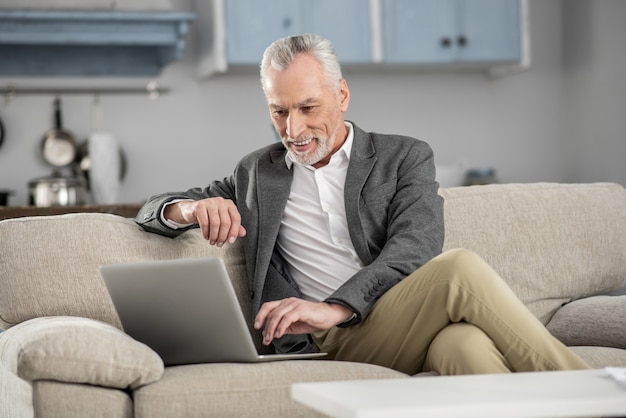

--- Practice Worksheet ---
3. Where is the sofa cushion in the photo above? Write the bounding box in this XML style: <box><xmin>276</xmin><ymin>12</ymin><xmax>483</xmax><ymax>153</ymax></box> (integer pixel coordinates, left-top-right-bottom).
<box><xmin>568</xmin><ymin>346</ymin><xmax>626</xmax><ymax>368</ymax></box>
<box><xmin>33</xmin><ymin>381</ymin><xmax>133</xmax><ymax>418</ymax></box>
<box><xmin>0</xmin><ymin>213</ymin><xmax>248</xmax><ymax>333</ymax></box>
<box><xmin>0</xmin><ymin>316</ymin><xmax>163</xmax><ymax>390</ymax></box>
<box><xmin>133</xmin><ymin>360</ymin><xmax>406</xmax><ymax>418</ymax></box>
<box><xmin>440</xmin><ymin>182</ymin><xmax>626</xmax><ymax>324</ymax></box>
<box><xmin>547</xmin><ymin>295</ymin><xmax>626</xmax><ymax>350</ymax></box>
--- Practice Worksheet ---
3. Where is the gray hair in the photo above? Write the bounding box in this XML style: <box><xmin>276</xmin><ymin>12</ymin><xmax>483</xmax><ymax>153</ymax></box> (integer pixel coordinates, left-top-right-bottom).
<box><xmin>260</xmin><ymin>33</ymin><xmax>343</xmax><ymax>93</ymax></box>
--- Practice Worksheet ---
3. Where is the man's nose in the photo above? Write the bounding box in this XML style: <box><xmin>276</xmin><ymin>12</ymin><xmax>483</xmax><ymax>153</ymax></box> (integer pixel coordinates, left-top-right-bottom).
<box><xmin>286</xmin><ymin>112</ymin><xmax>305</xmax><ymax>139</ymax></box>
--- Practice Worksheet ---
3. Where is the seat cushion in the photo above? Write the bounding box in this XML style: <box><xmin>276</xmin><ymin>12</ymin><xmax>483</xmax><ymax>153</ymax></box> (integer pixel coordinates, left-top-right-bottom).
<box><xmin>134</xmin><ymin>360</ymin><xmax>406</xmax><ymax>418</ymax></box>
<box><xmin>568</xmin><ymin>346</ymin><xmax>626</xmax><ymax>368</ymax></box>
<box><xmin>33</xmin><ymin>381</ymin><xmax>133</xmax><ymax>418</ymax></box>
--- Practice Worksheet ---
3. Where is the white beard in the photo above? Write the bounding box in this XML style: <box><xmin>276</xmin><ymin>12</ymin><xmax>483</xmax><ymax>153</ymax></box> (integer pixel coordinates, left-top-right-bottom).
<box><xmin>284</xmin><ymin>121</ymin><xmax>341</xmax><ymax>166</ymax></box>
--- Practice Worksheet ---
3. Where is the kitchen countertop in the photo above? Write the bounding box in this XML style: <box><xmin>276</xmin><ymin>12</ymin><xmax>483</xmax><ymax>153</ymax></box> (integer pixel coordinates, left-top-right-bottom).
<box><xmin>0</xmin><ymin>203</ymin><xmax>143</xmax><ymax>220</ymax></box>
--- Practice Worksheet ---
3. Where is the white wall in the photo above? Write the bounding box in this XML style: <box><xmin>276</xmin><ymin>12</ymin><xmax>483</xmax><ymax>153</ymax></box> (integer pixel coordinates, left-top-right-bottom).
<box><xmin>561</xmin><ymin>0</ymin><xmax>626</xmax><ymax>186</ymax></box>
<box><xmin>0</xmin><ymin>0</ymin><xmax>624</xmax><ymax>207</ymax></box>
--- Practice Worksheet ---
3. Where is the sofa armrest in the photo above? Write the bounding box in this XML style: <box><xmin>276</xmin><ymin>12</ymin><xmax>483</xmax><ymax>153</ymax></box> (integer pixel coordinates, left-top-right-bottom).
<box><xmin>546</xmin><ymin>295</ymin><xmax>626</xmax><ymax>349</ymax></box>
<box><xmin>0</xmin><ymin>316</ymin><xmax>163</xmax><ymax>390</ymax></box>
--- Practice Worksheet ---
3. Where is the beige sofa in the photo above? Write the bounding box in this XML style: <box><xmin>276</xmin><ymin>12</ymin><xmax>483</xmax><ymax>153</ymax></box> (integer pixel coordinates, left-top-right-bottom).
<box><xmin>1</xmin><ymin>182</ymin><xmax>625</xmax><ymax>417</ymax></box>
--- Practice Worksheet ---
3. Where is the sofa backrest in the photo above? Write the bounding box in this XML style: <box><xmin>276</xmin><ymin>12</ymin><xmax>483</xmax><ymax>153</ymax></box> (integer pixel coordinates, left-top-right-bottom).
<box><xmin>0</xmin><ymin>214</ymin><xmax>251</xmax><ymax>337</ymax></box>
<box><xmin>1</xmin><ymin>182</ymin><xmax>624</xmax><ymax>336</ymax></box>
<box><xmin>440</xmin><ymin>182</ymin><xmax>626</xmax><ymax>324</ymax></box>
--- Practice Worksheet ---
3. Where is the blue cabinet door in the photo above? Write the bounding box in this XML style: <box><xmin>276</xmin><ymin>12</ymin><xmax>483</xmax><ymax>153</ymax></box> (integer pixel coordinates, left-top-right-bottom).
<box><xmin>225</xmin><ymin>0</ymin><xmax>302</xmax><ymax>64</ymax></box>
<box><xmin>225</xmin><ymin>0</ymin><xmax>371</xmax><ymax>64</ymax></box>
<box><xmin>383</xmin><ymin>0</ymin><xmax>457</xmax><ymax>63</ymax></box>
<box><xmin>302</xmin><ymin>0</ymin><xmax>371</xmax><ymax>63</ymax></box>
<box><xmin>382</xmin><ymin>0</ymin><xmax>520</xmax><ymax>63</ymax></box>
<box><xmin>457</xmin><ymin>0</ymin><xmax>520</xmax><ymax>62</ymax></box>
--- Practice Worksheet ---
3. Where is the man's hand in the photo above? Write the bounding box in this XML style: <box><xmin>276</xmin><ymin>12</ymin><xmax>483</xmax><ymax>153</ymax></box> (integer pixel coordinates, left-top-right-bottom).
<box><xmin>254</xmin><ymin>298</ymin><xmax>353</xmax><ymax>346</ymax></box>
<box><xmin>164</xmin><ymin>197</ymin><xmax>246</xmax><ymax>246</ymax></box>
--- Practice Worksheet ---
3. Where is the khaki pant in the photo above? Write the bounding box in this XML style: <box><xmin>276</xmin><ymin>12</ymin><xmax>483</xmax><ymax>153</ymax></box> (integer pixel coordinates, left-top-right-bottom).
<box><xmin>313</xmin><ymin>249</ymin><xmax>590</xmax><ymax>375</ymax></box>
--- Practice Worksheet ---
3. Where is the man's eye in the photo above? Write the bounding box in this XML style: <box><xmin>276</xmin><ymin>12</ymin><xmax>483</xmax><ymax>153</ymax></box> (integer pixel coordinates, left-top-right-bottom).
<box><xmin>273</xmin><ymin>110</ymin><xmax>287</xmax><ymax>118</ymax></box>
<box><xmin>302</xmin><ymin>106</ymin><xmax>315</xmax><ymax>113</ymax></box>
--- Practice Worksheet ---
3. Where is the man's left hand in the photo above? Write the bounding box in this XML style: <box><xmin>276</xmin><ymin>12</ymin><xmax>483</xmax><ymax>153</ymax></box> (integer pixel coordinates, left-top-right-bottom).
<box><xmin>254</xmin><ymin>298</ymin><xmax>353</xmax><ymax>346</ymax></box>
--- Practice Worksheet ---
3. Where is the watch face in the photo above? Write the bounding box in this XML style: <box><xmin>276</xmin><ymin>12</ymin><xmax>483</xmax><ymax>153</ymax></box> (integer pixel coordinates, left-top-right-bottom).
<box><xmin>43</xmin><ymin>135</ymin><xmax>76</xmax><ymax>166</ymax></box>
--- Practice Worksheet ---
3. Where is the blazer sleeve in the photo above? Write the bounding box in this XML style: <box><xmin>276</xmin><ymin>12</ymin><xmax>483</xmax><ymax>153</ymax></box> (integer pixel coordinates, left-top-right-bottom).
<box><xmin>135</xmin><ymin>176</ymin><xmax>237</xmax><ymax>238</ymax></box>
<box><xmin>325</xmin><ymin>138</ymin><xmax>444</xmax><ymax>325</ymax></box>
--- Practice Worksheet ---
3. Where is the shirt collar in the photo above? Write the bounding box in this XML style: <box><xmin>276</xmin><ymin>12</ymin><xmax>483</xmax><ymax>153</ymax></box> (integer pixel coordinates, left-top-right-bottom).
<box><xmin>284</xmin><ymin>122</ymin><xmax>354</xmax><ymax>169</ymax></box>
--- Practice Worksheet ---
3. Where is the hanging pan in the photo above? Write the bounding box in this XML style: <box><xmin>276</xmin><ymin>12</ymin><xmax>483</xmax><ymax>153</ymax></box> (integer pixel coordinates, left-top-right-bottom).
<box><xmin>0</xmin><ymin>113</ymin><xmax>5</xmax><ymax>150</ymax></box>
<box><xmin>40</xmin><ymin>98</ymin><xmax>77</xmax><ymax>167</ymax></box>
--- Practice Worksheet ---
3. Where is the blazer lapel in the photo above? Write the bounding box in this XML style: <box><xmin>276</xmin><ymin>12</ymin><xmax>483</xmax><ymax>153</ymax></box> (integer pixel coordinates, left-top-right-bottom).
<box><xmin>344</xmin><ymin>124</ymin><xmax>377</xmax><ymax>265</ymax></box>
<box><xmin>253</xmin><ymin>149</ymin><xmax>293</xmax><ymax>300</ymax></box>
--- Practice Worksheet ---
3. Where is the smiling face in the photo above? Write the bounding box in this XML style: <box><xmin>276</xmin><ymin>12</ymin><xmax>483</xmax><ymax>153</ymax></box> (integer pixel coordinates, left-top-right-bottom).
<box><xmin>263</xmin><ymin>53</ymin><xmax>350</xmax><ymax>168</ymax></box>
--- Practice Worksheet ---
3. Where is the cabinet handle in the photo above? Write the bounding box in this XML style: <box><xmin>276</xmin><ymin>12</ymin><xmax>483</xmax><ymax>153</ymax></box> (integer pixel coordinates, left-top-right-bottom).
<box><xmin>457</xmin><ymin>35</ymin><xmax>468</xmax><ymax>47</ymax></box>
<box><xmin>440</xmin><ymin>37</ymin><xmax>451</xmax><ymax>48</ymax></box>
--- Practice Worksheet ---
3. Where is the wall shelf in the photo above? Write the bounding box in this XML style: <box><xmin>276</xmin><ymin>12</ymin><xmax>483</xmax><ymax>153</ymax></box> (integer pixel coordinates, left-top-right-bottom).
<box><xmin>0</xmin><ymin>10</ymin><xmax>195</xmax><ymax>76</ymax></box>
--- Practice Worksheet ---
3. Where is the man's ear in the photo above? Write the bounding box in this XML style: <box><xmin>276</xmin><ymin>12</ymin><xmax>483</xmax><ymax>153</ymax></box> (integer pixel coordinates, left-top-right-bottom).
<box><xmin>339</xmin><ymin>79</ymin><xmax>350</xmax><ymax>112</ymax></box>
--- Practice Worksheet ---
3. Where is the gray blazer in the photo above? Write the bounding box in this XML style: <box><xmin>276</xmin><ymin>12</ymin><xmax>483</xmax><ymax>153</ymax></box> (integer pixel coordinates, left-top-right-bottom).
<box><xmin>136</xmin><ymin>122</ymin><xmax>444</xmax><ymax>353</ymax></box>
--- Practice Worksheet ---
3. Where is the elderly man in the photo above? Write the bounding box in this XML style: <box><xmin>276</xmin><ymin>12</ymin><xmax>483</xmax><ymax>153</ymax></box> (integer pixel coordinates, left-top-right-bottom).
<box><xmin>136</xmin><ymin>34</ymin><xmax>589</xmax><ymax>375</ymax></box>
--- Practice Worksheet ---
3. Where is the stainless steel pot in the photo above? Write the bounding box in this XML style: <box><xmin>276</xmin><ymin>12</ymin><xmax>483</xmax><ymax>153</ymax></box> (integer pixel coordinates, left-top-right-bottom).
<box><xmin>28</xmin><ymin>176</ymin><xmax>88</xmax><ymax>207</ymax></box>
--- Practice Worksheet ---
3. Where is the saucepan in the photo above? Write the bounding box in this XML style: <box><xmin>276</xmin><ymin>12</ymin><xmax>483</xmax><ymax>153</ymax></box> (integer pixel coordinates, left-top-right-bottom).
<box><xmin>40</xmin><ymin>98</ymin><xmax>77</xmax><ymax>167</ymax></box>
<box><xmin>28</xmin><ymin>175</ymin><xmax>87</xmax><ymax>207</ymax></box>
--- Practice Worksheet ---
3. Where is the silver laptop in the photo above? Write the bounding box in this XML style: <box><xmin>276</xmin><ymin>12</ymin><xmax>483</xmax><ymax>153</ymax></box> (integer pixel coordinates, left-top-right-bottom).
<box><xmin>100</xmin><ymin>257</ymin><xmax>326</xmax><ymax>366</ymax></box>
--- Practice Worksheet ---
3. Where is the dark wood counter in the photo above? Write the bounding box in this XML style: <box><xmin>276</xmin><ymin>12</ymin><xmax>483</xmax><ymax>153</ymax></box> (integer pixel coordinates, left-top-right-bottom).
<box><xmin>0</xmin><ymin>203</ymin><xmax>143</xmax><ymax>221</ymax></box>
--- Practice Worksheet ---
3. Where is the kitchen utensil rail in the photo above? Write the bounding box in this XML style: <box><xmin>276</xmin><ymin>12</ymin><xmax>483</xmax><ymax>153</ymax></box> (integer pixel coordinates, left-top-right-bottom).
<box><xmin>2</xmin><ymin>82</ymin><xmax>168</xmax><ymax>102</ymax></box>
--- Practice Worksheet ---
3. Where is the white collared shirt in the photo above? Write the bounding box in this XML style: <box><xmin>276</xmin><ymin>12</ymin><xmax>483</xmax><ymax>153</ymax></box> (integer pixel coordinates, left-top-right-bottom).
<box><xmin>162</xmin><ymin>122</ymin><xmax>363</xmax><ymax>302</ymax></box>
<box><xmin>277</xmin><ymin>122</ymin><xmax>363</xmax><ymax>301</ymax></box>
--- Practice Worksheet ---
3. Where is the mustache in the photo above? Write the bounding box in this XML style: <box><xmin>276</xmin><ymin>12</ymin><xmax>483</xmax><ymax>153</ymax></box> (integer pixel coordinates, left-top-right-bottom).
<box><xmin>285</xmin><ymin>136</ymin><xmax>317</xmax><ymax>143</ymax></box>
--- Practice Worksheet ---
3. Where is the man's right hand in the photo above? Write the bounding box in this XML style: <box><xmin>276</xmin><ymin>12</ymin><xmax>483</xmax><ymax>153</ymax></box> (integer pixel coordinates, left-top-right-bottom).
<box><xmin>164</xmin><ymin>197</ymin><xmax>246</xmax><ymax>247</ymax></box>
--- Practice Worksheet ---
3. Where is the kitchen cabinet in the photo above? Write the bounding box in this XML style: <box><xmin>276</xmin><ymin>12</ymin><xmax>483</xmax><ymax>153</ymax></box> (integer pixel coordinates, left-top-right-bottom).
<box><xmin>224</xmin><ymin>0</ymin><xmax>371</xmax><ymax>64</ymax></box>
<box><xmin>382</xmin><ymin>0</ymin><xmax>521</xmax><ymax>64</ymax></box>
<box><xmin>222</xmin><ymin>0</ymin><xmax>522</xmax><ymax>69</ymax></box>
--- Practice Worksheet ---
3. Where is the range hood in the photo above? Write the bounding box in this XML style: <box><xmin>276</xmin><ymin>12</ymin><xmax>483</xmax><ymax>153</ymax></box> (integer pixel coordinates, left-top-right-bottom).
<box><xmin>0</xmin><ymin>10</ymin><xmax>195</xmax><ymax>76</ymax></box>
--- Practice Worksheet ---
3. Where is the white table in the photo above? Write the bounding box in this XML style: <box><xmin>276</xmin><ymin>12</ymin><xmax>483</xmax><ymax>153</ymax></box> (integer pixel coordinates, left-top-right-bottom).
<box><xmin>292</xmin><ymin>368</ymin><xmax>626</xmax><ymax>418</ymax></box>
